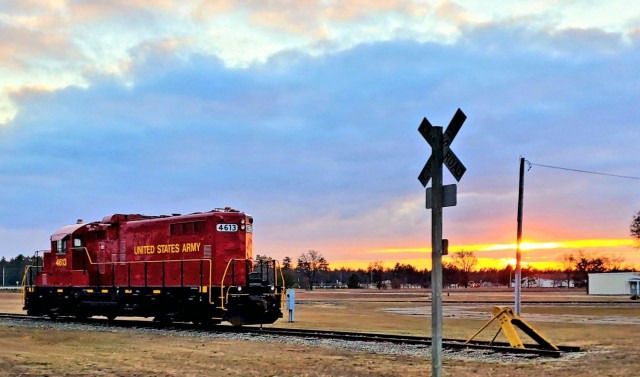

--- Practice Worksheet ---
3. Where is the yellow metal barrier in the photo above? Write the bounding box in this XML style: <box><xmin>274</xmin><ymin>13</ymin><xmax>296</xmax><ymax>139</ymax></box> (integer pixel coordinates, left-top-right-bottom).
<box><xmin>465</xmin><ymin>306</ymin><xmax>559</xmax><ymax>350</ymax></box>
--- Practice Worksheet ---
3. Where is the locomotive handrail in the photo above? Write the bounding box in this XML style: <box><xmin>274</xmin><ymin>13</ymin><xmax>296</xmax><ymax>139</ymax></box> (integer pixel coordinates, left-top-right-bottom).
<box><xmin>72</xmin><ymin>247</ymin><xmax>215</xmax><ymax>305</ymax></box>
<box><xmin>276</xmin><ymin>260</ymin><xmax>285</xmax><ymax>308</ymax></box>
<box><xmin>259</xmin><ymin>258</ymin><xmax>286</xmax><ymax>307</ymax></box>
<box><xmin>20</xmin><ymin>250</ymin><xmax>48</xmax><ymax>306</ymax></box>
<box><xmin>219</xmin><ymin>258</ymin><xmax>286</xmax><ymax>310</ymax></box>
<box><xmin>255</xmin><ymin>257</ymin><xmax>285</xmax><ymax>288</ymax></box>
<box><xmin>21</xmin><ymin>265</ymin><xmax>35</xmax><ymax>304</ymax></box>
<box><xmin>263</xmin><ymin>258</ymin><xmax>286</xmax><ymax>307</ymax></box>
<box><xmin>219</xmin><ymin>258</ymin><xmax>250</xmax><ymax>310</ymax></box>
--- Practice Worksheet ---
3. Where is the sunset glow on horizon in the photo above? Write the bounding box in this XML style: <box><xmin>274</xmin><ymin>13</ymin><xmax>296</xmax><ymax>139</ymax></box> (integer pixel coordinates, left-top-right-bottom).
<box><xmin>327</xmin><ymin>238</ymin><xmax>638</xmax><ymax>271</ymax></box>
<box><xmin>367</xmin><ymin>238</ymin><xmax>634</xmax><ymax>255</ymax></box>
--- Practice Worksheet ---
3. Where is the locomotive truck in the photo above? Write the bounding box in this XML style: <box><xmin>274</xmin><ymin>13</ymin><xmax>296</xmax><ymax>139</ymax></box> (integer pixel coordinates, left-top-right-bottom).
<box><xmin>22</xmin><ymin>208</ymin><xmax>284</xmax><ymax>326</ymax></box>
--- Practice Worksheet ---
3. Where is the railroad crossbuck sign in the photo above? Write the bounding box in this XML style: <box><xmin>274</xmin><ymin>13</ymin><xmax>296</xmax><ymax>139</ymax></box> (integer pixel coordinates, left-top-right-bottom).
<box><xmin>417</xmin><ymin>109</ymin><xmax>467</xmax><ymax>377</ymax></box>
<box><xmin>418</xmin><ymin>108</ymin><xmax>467</xmax><ymax>186</ymax></box>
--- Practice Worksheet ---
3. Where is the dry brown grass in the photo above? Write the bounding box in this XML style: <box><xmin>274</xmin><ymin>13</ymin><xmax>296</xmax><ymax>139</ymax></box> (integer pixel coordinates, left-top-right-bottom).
<box><xmin>0</xmin><ymin>291</ymin><xmax>23</xmax><ymax>314</ymax></box>
<box><xmin>2</xmin><ymin>289</ymin><xmax>640</xmax><ymax>376</ymax></box>
<box><xmin>0</xmin><ymin>325</ymin><xmax>432</xmax><ymax>377</ymax></box>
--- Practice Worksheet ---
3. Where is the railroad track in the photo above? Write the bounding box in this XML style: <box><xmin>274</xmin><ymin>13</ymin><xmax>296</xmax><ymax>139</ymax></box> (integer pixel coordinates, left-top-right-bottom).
<box><xmin>298</xmin><ymin>299</ymin><xmax>640</xmax><ymax>306</ymax></box>
<box><xmin>236</xmin><ymin>327</ymin><xmax>579</xmax><ymax>358</ymax></box>
<box><xmin>0</xmin><ymin>313</ymin><xmax>579</xmax><ymax>358</ymax></box>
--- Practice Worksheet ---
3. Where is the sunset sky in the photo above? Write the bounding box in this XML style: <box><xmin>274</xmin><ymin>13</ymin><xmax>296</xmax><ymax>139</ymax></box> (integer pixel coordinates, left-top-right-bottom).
<box><xmin>1</xmin><ymin>1</ymin><xmax>639</xmax><ymax>271</ymax></box>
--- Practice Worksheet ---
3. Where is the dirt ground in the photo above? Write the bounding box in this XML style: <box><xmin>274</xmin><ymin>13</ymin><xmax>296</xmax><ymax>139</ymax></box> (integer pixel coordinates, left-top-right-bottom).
<box><xmin>2</xmin><ymin>289</ymin><xmax>640</xmax><ymax>376</ymax></box>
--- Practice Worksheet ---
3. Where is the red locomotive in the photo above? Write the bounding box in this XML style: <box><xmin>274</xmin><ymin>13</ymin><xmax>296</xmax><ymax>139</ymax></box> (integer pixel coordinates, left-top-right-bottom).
<box><xmin>23</xmin><ymin>208</ymin><xmax>284</xmax><ymax>326</ymax></box>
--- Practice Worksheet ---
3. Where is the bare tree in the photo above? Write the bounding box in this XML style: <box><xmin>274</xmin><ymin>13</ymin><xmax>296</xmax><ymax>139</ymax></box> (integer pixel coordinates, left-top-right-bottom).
<box><xmin>367</xmin><ymin>261</ymin><xmax>385</xmax><ymax>289</ymax></box>
<box><xmin>450</xmin><ymin>250</ymin><xmax>478</xmax><ymax>288</ymax></box>
<box><xmin>566</xmin><ymin>250</ymin><xmax>608</xmax><ymax>293</ymax></box>
<box><xmin>296</xmin><ymin>250</ymin><xmax>329</xmax><ymax>290</ymax></box>
<box><xmin>631</xmin><ymin>210</ymin><xmax>640</xmax><ymax>247</ymax></box>
<box><xmin>282</xmin><ymin>256</ymin><xmax>292</xmax><ymax>270</ymax></box>
<box><xmin>604</xmin><ymin>255</ymin><xmax>627</xmax><ymax>272</ymax></box>
<box><xmin>561</xmin><ymin>253</ymin><xmax>575</xmax><ymax>288</ymax></box>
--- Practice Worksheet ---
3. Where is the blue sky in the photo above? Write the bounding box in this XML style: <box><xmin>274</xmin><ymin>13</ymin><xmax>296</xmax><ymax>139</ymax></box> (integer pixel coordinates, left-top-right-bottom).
<box><xmin>1</xmin><ymin>1</ymin><xmax>639</xmax><ymax>269</ymax></box>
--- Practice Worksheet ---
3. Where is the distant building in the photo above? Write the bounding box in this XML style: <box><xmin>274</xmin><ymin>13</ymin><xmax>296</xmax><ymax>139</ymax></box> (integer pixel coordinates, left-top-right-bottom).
<box><xmin>509</xmin><ymin>276</ymin><xmax>575</xmax><ymax>288</ymax></box>
<box><xmin>530</xmin><ymin>277</ymin><xmax>570</xmax><ymax>288</ymax></box>
<box><xmin>588</xmin><ymin>272</ymin><xmax>640</xmax><ymax>295</ymax></box>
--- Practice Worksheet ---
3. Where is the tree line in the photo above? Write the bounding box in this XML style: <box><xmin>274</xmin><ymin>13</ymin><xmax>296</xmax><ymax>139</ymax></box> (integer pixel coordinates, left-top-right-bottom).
<box><xmin>279</xmin><ymin>207</ymin><xmax>640</xmax><ymax>290</ymax></box>
<box><xmin>0</xmin><ymin>255</ymin><xmax>42</xmax><ymax>287</ymax></box>
<box><xmin>281</xmin><ymin>249</ymin><xmax>636</xmax><ymax>291</ymax></box>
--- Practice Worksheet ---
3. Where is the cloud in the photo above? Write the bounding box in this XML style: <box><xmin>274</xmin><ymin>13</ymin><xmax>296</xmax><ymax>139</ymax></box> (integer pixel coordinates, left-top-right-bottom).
<box><xmin>0</xmin><ymin>225</ymin><xmax>52</xmax><ymax>257</ymax></box>
<box><xmin>1</xmin><ymin>17</ymin><xmax>639</xmax><ymax>264</ymax></box>
<box><xmin>0</xmin><ymin>20</ymin><xmax>78</xmax><ymax>69</ymax></box>
<box><xmin>2</xmin><ymin>0</ymin><xmax>639</xmax><ymax>126</ymax></box>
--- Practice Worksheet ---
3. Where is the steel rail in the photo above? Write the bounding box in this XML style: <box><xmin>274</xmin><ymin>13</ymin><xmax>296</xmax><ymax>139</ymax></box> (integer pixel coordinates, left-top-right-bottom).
<box><xmin>236</xmin><ymin>327</ymin><xmax>577</xmax><ymax>357</ymax></box>
<box><xmin>0</xmin><ymin>312</ymin><xmax>579</xmax><ymax>358</ymax></box>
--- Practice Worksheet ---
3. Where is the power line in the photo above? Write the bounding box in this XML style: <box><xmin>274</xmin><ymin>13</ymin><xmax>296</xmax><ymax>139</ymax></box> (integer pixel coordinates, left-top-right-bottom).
<box><xmin>529</xmin><ymin>162</ymin><xmax>640</xmax><ymax>180</ymax></box>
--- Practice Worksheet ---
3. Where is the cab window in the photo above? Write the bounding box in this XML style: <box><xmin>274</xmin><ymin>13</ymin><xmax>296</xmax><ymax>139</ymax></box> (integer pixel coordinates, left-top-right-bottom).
<box><xmin>57</xmin><ymin>236</ymin><xmax>69</xmax><ymax>254</ymax></box>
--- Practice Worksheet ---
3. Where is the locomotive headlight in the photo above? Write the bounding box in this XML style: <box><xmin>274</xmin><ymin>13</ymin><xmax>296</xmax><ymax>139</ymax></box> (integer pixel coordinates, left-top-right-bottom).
<box><xmin>237</xmin><ymin>286</ymin><xmax>242</xmax><ymax>293</ymax></box>
<box><xmin>240</xmin><ymin>225</ymin><xmax>245</xmax><ymax>230</ymax></box>
<box><xmin>241</xmin><ymin>219</ymin><xmax>245</xmax><ymax>224</ymax></box>
<box><xmin>270</xmin><ymin>285</ymin><xmax>275</xmax><ymax>291</ymax></box>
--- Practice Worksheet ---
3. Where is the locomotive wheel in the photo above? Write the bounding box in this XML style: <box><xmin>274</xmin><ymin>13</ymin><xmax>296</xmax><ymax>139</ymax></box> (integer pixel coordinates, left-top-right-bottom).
<box><xmin>228</xmin><ymin>316</ymin><xmax>245</xmax><ymax>327</ymax></box>
<box><xmin>193</xmin><ymin>316</ymin><xmax>219</xmax><ymax>327</ymax></box>
<box><xmin>153</xmin><ymin>315</ymin><xmax>172</xmax><ymax>325</ymax></box>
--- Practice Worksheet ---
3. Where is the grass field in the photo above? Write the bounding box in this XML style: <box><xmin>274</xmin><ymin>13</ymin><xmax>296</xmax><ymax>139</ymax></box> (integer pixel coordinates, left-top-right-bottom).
<box><xmin>1</xmin><ymin>289</ymin><xmax>639</xmax><ymax>376</ymax></box>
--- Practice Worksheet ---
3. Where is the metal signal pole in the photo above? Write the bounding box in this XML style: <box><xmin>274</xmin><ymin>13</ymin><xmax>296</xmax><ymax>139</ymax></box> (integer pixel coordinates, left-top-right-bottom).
<box><xmin>515</xmin><ymin>157</ymin><xmax>525</xmax><ymax>315</ymax></box>
<box><xmin>430</xmin><ymin>126</ymin><xmax>444</xmax><ymax>377</ymax></box>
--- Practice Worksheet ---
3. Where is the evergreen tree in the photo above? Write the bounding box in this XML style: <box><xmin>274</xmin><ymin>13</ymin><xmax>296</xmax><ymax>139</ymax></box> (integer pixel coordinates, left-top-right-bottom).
<box><xmin>347</xmin><ymin>273</ymin><xmax>360</xmax><ymax>289</ymax></box>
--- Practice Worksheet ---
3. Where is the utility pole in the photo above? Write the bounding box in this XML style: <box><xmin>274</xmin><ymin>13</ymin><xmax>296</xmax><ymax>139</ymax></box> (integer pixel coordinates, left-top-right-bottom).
<box><xmin>515</xmin><ymin>157</ymin><xmax>525</xmax><ymax>315</ymax></box>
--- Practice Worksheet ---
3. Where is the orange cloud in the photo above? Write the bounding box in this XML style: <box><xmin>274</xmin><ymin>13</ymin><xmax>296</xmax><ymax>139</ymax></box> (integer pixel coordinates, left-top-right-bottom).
<box><xmin>250</xmin><ymin>11</ymin><xmax>310</xmax><ymax>34</ymax></box>
<box><xmin>329</xmin><ymin>257</ymin><xmax>551</xmax><ymax>271</ymax></box>
<box><xmin>191</xmin><ymin>0</ymin><xmax>234</xmax><ymax>22</ymax></box>
<box><xmin>366</xmin><ymin>238</ymin><xmax>634</xmax><ymax>254</ymax></box>
<box><xmin>325</xmin><ymin>238</ymin><xmax>637</xmax><ymax>271</ymax></box>
<box><xmin>70</xmin><ymin>0</ymin><xmax>175</xmax><ymax>21</ymax></box>
<box><xmin>324</xmin><ymin>0</ymin><xmax>400</xmax><ymax>21</ymax></box>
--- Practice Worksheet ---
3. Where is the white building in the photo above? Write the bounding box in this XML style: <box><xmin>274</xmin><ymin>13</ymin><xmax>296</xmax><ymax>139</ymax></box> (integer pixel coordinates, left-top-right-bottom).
<box><xmin>588</xmin><ymin>272</ymin><xmax>640</xmax><ymax>295</ymax></box>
